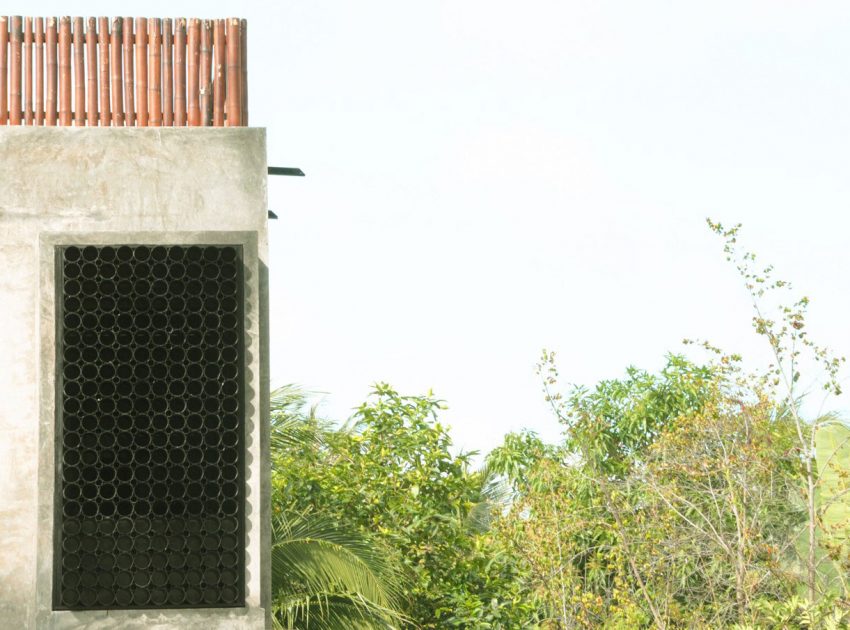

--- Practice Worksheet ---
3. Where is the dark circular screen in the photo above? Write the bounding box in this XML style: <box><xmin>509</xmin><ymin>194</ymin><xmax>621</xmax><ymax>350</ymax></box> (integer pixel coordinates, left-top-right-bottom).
<box><xmin>55</xmin><ymin>244</ymin><xmax>244</xmax><ymax>610</ymax></box>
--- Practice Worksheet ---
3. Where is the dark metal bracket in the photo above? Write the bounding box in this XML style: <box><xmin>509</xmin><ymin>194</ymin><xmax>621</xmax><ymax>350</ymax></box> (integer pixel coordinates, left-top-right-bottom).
<box><xmin>267</xmin><ymin>167</ymin><xmax>305</xmax><ymax>177</ymax></box>
<box><xmin>267</xmin><ymin>167</ymin><xmax>305</xmax><ymax>219</ymax></box>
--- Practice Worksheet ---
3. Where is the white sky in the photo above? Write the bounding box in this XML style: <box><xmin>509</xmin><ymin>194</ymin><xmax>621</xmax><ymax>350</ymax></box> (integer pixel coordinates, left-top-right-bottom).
<box><xmin>26</xmin><ymin>1</ymin><xmax>850</xmax><ymax>455</ymax></box>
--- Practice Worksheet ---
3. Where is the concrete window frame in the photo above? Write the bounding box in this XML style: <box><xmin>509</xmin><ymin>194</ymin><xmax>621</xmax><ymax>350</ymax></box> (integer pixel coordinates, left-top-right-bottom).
<box><xmin>35</xmin><ymin>231</ymin><xmax>268</xmax><ymax>630</ymax></box>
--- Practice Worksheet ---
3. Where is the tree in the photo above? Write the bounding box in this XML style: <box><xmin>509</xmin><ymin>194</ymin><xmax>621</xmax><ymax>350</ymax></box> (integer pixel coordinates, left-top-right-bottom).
<box><xmin>495</xmin><ymin>353</ymin><xmax>814</xmax><ymax>627</ymax></box>
<box><xmin>642</xmin><ymin>390</ymin><xmax>805</xmax><ymax>625</ymax></box>
<box><xmin>271</xmin><ymin>384</ymin><xmax>539</xmax><ymax>628</ymax></box>
<box><xmin>707</xmin><ymin>220</ymin><xmax>850</xmax><ymax>602</ymax></box>
<box><xmin>269</xmin><ymin>386</ymin><xmax>409</xmax><ymax>629</ymax></box>
<box><xmin>490</xmin><ymin>355</ymin><xmax>720</xmax><ymax>628</ymax></box>
<box><xmin>271</xmin><ymin>507</ymin><xmax>408</xmax><ymax>629</ymax></box>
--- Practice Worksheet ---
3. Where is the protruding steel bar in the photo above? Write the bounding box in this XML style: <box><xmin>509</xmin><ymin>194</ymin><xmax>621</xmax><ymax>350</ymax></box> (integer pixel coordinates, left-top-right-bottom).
<box><xmin>35</xmin><ymin>17</ymin><xmax>43</xmax><ymax>125</ymax></box>
<box><xmin>58</xmin><ymin>16</ymin><xmax>71</xmax><ymax>126</ymax></box>
<box><xmin>212</xmin><ymin>19</ymin><xmax>225</xmax><ymax>127</ymax></box>
<box><xmin>122</xmin><ymin>17</ymin><xmax>134</xmax><ymax>126</ymax></box>
<box><xmin>24</xmin><ymin>17</ymin><xmax>33</xmax><ymax>124</ymax></box>
<box><xmin>110</xmin><ymin>17</ymin><xmax>123</xmax><ymax>126</ymax></box>
<box><xmin>148</xmin><ymin>18</ymin><xmax>161</xmax><ymax>126</ymax></box>
<box><xmin>174</xmin><ymin>18</ymin><xmax>186</xmax><ymax>126</ymax></box>
<box><xmin>1</xmin><ymin>17</ymin><xmax>10</xmax><ymax>125</ymax></box>
<box><xmin>199</xmin><ymin>19</ymin><xmax>211</xmax><ymax>126</ymax></box>
<box><xmin>98</xmin><ymin>16</ymin><xmax>110</xmax><ymax>126</ymax></box>
<box><xmin>187</xmin><ymin>18</ymin><xmax>200</xmax><ymax>126</ymax></box>
<box><xmin>268</xmin><ymin>167</ymin><xmax>305</xmax><ymax>176</ymax></box>
<box><xmin>240</xmin><ymin>19</ymin><xmax>247</xmax><ymax>127</ymax></box>
<box><xmin>135</xmin><ymin>17</ymin><xmax>147</xmax><ymax>126</ymax></box>
<box><xmin>85</xmin><ymin>17</ymin><xmax>97</xmax><ymax>126</ymax></box>
<box><xmin>72</xmin><ymin>17</ymin><xmax>84</xmax><ymax>125</ymax></box>
<box><xmin>225</xmin><ymin>18</ymin><xmax>240</xmax><ymax>126</ymax></box>
<box><xmin>10</xmin><ymin>16</ymin><xmax>23</xmax><ymax>125</ymax></box>
<box><xmin>162</xmin><ymin>18</ymin><xmax>173</xmax><ymax>126</ymax></box>
<box><xmin>45</xmin><ymin>17</ymin><xmax>57</xmax><ymax>126</ymax></box>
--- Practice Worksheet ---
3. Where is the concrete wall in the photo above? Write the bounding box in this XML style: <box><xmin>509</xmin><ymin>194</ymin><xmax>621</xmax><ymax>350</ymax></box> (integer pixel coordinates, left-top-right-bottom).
<box><xmin>0</xmin><ymin>128</ymin><xmax>270</xmax><ymax>629</ymax></box>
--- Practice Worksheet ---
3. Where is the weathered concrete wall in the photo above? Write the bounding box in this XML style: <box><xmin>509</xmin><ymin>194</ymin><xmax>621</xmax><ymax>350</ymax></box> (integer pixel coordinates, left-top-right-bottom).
<box><xmin>0</xmin><ymin>128</ymin><xmax>270</xmax><ymax>629</ymax></box>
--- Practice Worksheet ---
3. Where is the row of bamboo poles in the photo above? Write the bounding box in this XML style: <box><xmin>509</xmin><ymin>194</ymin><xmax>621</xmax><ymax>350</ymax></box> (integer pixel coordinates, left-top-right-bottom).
<box><xmin>0</xmin><ymin>17</ymin><xmax>248</xmax><ymax>127</ymax></box>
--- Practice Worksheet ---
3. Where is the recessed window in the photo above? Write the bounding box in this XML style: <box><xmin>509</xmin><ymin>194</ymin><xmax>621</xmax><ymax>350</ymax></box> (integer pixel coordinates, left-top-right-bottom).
<box><xmin>55</xmin><ymin>244</ymin><xmax>245</xmax><ymax>610</ymax></box>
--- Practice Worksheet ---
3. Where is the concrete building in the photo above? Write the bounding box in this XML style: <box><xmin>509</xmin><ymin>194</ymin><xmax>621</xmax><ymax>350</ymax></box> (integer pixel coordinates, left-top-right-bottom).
<box><xmin>0</xmin><ymin>16</ymin><xmax>270</xmax><ymax>630</ymax></box>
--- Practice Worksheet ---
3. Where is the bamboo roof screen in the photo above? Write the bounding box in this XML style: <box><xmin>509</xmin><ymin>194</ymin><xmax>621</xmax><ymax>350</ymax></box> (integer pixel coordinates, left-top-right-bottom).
<box><xmin>0</xmin><ymin>17</ymin><xmax>248</xmax><ymax>127</ymax></box>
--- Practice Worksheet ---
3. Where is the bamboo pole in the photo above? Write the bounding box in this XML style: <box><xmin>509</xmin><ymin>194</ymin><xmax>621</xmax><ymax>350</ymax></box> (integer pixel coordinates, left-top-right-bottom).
<box><xmin>0</xmin><ymin>17</ymin><xmax>9</xmax><ymax>125</ymax></box>
<box><xmin>24</xmin><ymin>17</ymin><xmax>33</xmax><ymax>124</ymax></box>
<box><xmin>135</xmin><ymin>17</ymin><xmax>147</xmax><ymax>126</ymax></box>
<box><xmin>0</xmin><ymin>14</ymin><xmax>248</xmax><ymax>126</ymax></box>
<box><xmin>35</xmin><ymin>18</ymin><xmax>43</xmax><ymax>125</ymax></box>
<box><xmin>174</xmin><ymin>18</ymin><xmax>186</xmax><ymax>126</ymax></box>
<box><xmin>199</xmin><ymin>19</ymin><xmax>211</xmax><ymax>126</ymax></box>
<box><xmin>240</xmin><ymin>19</ymin><xmax>247</xmax><ymax>126</ymax></box>
<box><xmin>187</xmin><ymin>18</ymin><xmax>200</xmax><ymax>126</ymax></box>
<box><xmin>162</xmin><ymin>18</ymin><xmax>173</xmax><ymax>126</ymax></box>
<box><xmin>45</xmin><ymin>17</ymin><xmax>57</xmax><ymax>126</ymax></box>
<box><xmin>98</xmin><ymin>17</ymin><xmax>110</xmax><ymax>126</ymax></box>
<box><xmin>10</xmin><ymin>16</ymin><xmax>23</xmax><ymax>125</ymax></box>
<box><xmin>110</xmin><ymin>18</ymin><xmax>123</xmax><ymax>125</ymax></box>
<box><xmin>122</xmin><ymin>17</ymin><xmax>134</xmax><ymax>126</ymax></box>
<box><xmin>73</xmin><ymin>17</ymin><xmax>84</xmax><ymax>125</ymax></box>
<box><xmin>85</xmin><ymin>18</ymin><xmax>97</xmax><ymax>125</ymax></box>
<box><xmin>225</xmin><ymin>18</ymin><xmax>241</xmax><ymax>126</ymax></box>
<box><xmin>212</xmin><ymin>19</ymin><xmax>225</xmax><ymax>127</ymax></box>
<box><xmin>148</xmin><ymin>18</ymin><xmax>161</xmax><ymax>126</ymax></box>
<box><xmin>58</xmin><ymin>17</ymin><xmax>71</xmax><ymax>126</ymax></box>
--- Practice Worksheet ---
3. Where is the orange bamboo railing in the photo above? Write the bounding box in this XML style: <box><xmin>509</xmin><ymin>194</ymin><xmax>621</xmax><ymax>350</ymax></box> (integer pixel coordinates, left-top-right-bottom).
<box><xmin>0</xmin><ymin>16</ymin><xmax>247</xmax><ymax>126</ymax></box>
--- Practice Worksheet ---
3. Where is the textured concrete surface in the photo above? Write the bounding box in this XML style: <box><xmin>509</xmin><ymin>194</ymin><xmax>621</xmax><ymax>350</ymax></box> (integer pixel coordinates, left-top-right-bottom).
<box><xmin>0</xmin><ymin>128</ymin><xmax>270</xmax><ymax>629</ymax></box>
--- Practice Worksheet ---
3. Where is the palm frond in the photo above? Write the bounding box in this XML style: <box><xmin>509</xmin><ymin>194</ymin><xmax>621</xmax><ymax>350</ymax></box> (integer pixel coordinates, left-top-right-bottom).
<box><xmin>272</xmin><ymin>592</ymin><xmax>407</xmax><ymax>630</ymax></box>
<box><xmin>466</xmin><ymin>463</ymin><xmax>512</xmax><ymax>532</ymax></box>
<box><xmin>270</xmin><ymin>385</ymin><xmax>324</xmax><ymax>452</ymax></box>
<box><xmin>271</xmin><ymin>508</ymin><xmax>410</xmax><ymax>630</ymax></box>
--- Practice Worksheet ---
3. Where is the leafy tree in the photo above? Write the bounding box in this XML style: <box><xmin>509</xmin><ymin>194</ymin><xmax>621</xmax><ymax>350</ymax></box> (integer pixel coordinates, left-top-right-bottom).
<box><xmin>489</xmin><ymin>221</ymin><xmax>850</xmax><ymax>628</ymax></box>
<box><xmin>271</xmin><ymin>384</ymin><xmax>539</xmax><ymax>628</ymax></box>
<box><xmin>495</xmin><ymin>353</ymin><xmax>813</xmax><ymax>628</ymax></box>
<box><xmin>269</xmin><ymin>386</ymin><xmax>409</xmax><ymax>629</ymax></box>
<box><xmin>541</xmin><ymin>352</ymin><xmax>715</xmax><ymax>477</ymax></box>
<box><xmin>707</xmin><ymin>220</ymin><xmax>850</xmax><ymax>602</ymax></box>
<box><xmin>491</xmin><ymin>355</ymin><xmax>716</xmax><ymax>628</ymax></box>
<box><xmin>266</xmin><ymin>219</ymin><xmax>850</xmax><ymax>628</ymax></box>
<box><xmin>643</xmin><ymin>391</ymin><xmax>805</xmax><ymax>625</ymax></box>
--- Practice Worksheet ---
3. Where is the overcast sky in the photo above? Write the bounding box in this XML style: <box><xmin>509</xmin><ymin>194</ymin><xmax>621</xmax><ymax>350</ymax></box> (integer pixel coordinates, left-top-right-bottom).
<box><xmin>27</xmin><ymin>1</ymin><xmax>850</xmax><ymax>455</ymax></box>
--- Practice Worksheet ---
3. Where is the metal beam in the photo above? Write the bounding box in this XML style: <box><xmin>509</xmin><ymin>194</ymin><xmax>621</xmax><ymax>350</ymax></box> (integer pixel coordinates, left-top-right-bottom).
<box><xmin>267</xmin><ymin>166</ymin><xmax>304</xmax><ymax>177</ymax></box>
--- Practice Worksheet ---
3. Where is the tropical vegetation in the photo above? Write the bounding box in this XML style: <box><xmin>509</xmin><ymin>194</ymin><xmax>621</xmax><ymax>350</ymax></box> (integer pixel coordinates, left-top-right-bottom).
<box><xmin>268</xmin><ymin>222</ymin><xmax>850</xmax><ymax>628</ymax></box>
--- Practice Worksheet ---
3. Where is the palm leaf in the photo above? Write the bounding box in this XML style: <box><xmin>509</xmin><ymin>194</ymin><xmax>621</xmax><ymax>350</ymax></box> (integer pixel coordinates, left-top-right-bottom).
<box><xmin>272</xmin><ymin>592</ymin><xmax>405</xmax><ymax>630</ymax></box>
<box><xmin>466</xmin><ymin>463</ymin><xmax>511</xmax><ymax>533</ymax></box>
<box><xmin>271</xmin><ymin>507</ymin><xmax>409</xmax><ymax>629</ymax></box>
<box><xmin>270</xmin><ymin>385</ymin><xmax>324</xmax><ymax>452</ymax></box>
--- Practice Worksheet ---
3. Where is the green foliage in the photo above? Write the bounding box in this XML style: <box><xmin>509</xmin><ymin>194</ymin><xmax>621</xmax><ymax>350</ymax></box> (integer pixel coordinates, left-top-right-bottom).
<box><xmin>498</xmin><ymin>353</ymin><xmax>818</xmax><ymax>628</ymax></box>
<box><xmin>266</xmin><ymin>220</ymin><xmax>850</xmax><ymax>628</ymax></box>
<box><xmin>645</xmin><ymin>393</ymin><xmax>807</xmax><ymax>624</ymax></box>
<box><xmin>486</xmin><ymin>430</ymin><xmax>552</xmax><ymax>494</ymax></box>
<box><xmin>540</xmin><ymin>352</ymin><xmax>716</xmax><ymax>476</ymax></box>
<box><xmin>497</xmin><ymin>356</ymin><xmax>728</xmax><ymax>627</ymax></box>
<box><xmin>271</xmin><ymin>507</ymin><xmax>409</xmax><ymax>629</ymax></box>
<box><xmin>708</xmin><ymin>220</ymin><xmax>849</xmax><ymax>604</ymax></box>
<box><xmin>272</xmin><ymin>384</ymin><xmax>539</xmax><ymax>628</ymax></box>
<box><xmin>815</xmin><ymin>422</ymin><xmax>850</xmax><ymax>595</ymax></box>
<box><xmin>269</xmin><ymin>386</ymin><xmax>410</xmax><ymax>629</ymax></box>
<box><xmin>733</xmin><ymin>595</ymin><xmax>850</xmax><ymax>629</ymax></box>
